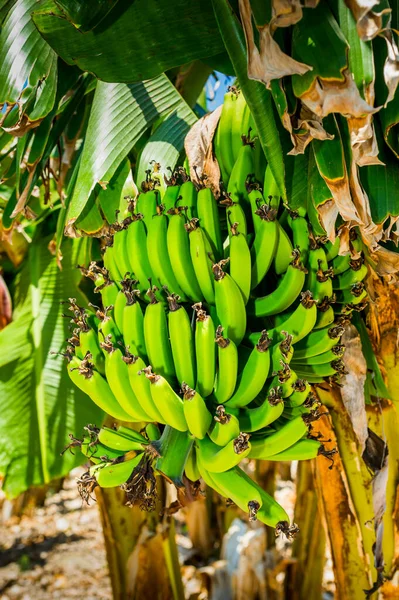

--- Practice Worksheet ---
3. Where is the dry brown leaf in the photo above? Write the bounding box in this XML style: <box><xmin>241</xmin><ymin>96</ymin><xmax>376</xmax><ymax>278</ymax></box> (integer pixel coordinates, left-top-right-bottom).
<box><xmin>317</xmin><ymin>200</ymin><xmax>339</xmax><ymax>240</ymax></box>
<box><xmin>184</xmin><ymin>105</ymin><xmax>222</xmax><ymax>198</ymax></box>
<box><xmin>10</xmin><ymin>160</ymin><xmax>40</xmax><ymax>218</ymax></box>
<box><xmin>288</xmin><ymin>105</ymin><xmax>334</xmax><ymax>154</ymax></box>
<box><xmin>382</xmin><ymin>30</ymin><xmax>399</xmax><ymax>109</ymax></box>
<box><xmin>271</xmin><ymin>0</ymin><xmax>304</xmax><ymax>28</ymax></box>
<box><xmin>347</xmin><ymin>115</ymin><xmax>384</xmax><ymax>166</ymax></box>
<box><xmin>319</xmin><ymin>171</ymin><xmax>362</xmax><ymax>229</ymax></box>
<box><xmin>344</xmin><ymin>0</ymin><xmax>391</xmax><ymax>41</ymax></box>
<box><xmin>341</xmin><ymin>325</ymin><xmax>368</xmax><ymax>452</ymax></box>
<box><xmin>0</xmin><ymin>105</ymin><xmax>42</xmax><ymax>137</ymax></box>
<box><xmin>239</xmin><ymin>0</ymin><xmax>311</xmax><ymax>88</ymax></box>
<box><xmin>300</xmin><ymin>68</ymin><xmax>379</xmax><ymax>118</ymax></box>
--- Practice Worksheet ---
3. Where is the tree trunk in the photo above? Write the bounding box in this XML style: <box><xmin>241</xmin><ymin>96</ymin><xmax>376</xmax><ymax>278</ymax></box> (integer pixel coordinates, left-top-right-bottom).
<box><xmin>285</xmin><ymin>460</ymin><xmax>325</xmax><ymax>600</ymax></box>
<box><xmin>96</xmin><ymin>479</ymin><xmax>183</xmax><ymax>600</ymax></box>
<box><xmin>312</xmin><ymin>394</ymin><xmax>376</xmax><ymax>599</ymax></box>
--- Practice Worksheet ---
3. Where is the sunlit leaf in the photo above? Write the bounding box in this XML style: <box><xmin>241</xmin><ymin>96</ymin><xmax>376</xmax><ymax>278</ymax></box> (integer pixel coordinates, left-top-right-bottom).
<box><xmin>0</xmin><ymin>235</ymin><xmax>102</xmax><ymax>498</ymax></box>
<box><xmin>66</xmin><ymin>75</ymin><xmax>191</xmax><ymax>226</ymax></box>
<box><xmin>33</xmin><ymin>0</ymin><xmax>226</xmax><ymax>82</ymax></box>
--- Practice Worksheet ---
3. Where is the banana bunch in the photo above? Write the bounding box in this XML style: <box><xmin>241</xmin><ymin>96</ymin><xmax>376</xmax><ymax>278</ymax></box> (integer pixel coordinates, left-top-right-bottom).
<box><xmin>61</xmin><ymin>86</ymin><xmax>368</xmax><ymax>535</ymax></box>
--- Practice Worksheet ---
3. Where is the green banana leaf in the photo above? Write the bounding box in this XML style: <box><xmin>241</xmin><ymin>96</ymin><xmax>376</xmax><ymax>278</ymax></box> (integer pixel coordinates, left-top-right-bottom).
<box><xmin>32</xmin><ymin>0</ymin><xmax>226</xmax><ymax>82</ymax></box>
<box><xmin>136</xmin><ymin>105</ymin><xmax>197</xmax><ymax>191</ymax></box>
<box><xmin>54</xmin><ymin>0</ymin><xmax>121</xmax><ymax>32</ymax></box>
<box><xmin>0</xmin><ymin>0</ymin><xmax>58</xmax><ymax>123</ymax></box>
<box><xmin>337</xmin><ymin>0</ymin><xmax>374</xmax><ymax>97</ymax></box>
<box><xmin>359</xmin><ymin>124</ymin><xmax>399</xmax><ymax>224</ymax></box>
<box><xmin>292</xmin><ymin>3</ymin><xmax>348</xmax><ymax>98</ymax></box>
<box><xmin>0</xmin><ymin>235</ymin><xmax>102</xmax><ymax>498</ymax></box>
<box><xmin>66</xmin><ymin>75</ymin><xmax>193</xmax><ymax>226</ymax></box>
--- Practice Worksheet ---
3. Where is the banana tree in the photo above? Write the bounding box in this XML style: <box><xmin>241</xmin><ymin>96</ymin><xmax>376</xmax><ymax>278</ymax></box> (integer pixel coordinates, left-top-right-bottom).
<box><xmin>1</xmin><ymin>0</ymin><xmax>399</xmax><ymax>598</ymax></box>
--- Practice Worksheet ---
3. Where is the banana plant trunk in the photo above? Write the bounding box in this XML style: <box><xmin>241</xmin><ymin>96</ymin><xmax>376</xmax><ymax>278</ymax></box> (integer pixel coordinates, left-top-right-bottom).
<box><xmin>285</xmin><ymin>460</ymin><xmax>326</xmax><ymax>600</ymax></box>
<box><xmin>96</xmin><ymin>480</ymin><xmax>183</xmax><ymax>600</ymax></box>
<box><xmin>312</xmin><ymin>388</ymin><xmax>377</xmax><ymax>599</ymax></box>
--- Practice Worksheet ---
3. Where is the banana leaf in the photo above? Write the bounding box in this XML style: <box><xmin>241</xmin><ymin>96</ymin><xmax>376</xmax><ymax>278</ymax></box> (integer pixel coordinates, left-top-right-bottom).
<box><xmin>136</xmin><ymin>105</ymin><xmax>197</xmax><ymax>191</ymax></box>
<box><xmin>32</xmin><ymin>0</ymin><xmax>226</xmax><ymax>83</ymax></box>
<box><xmin>54</xmin><ymin>0</ymin><xmax>120</xmax><ymax>32</ymax></box>
<box><xmin>66</xmin><ymin>76</ymin><xmax>193</xmax><ymax>227</ymax></box>
<box><xmin>359</xmin><ymin>124</ymin><xmax>399</xmax><ymax>225</ymax></box>
<box><xmin>0</xmin><ymin>0</ymin><xmax>58</xmax><ymax>126</ymax></box>
<box><xmin>0</xmin><ymin>235</ymin><xmax>102</xmax><ymax>498</ymax></box>
<box><xmin>292</xmin><ymin>3</ymin><xmax>348</xmax><ymax>98</ymax></box>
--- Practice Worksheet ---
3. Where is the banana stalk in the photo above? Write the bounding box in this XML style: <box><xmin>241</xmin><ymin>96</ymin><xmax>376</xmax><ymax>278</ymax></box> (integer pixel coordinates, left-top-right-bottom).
<box><xmin>154</xmin><ymin>425</ymin><xmax>194</xmax><ymax>488</ymax></box>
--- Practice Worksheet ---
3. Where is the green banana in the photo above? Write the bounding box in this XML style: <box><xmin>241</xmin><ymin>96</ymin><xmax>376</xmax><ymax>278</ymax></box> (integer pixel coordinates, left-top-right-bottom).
<box><xmin>250</xmin><ymin>202</ymin><xmax>279</xmax><ymax>290</ymax></box>
<box><xmin>227</xmin><ymin>137</ymin><xmax>255</xmax><ymax>213</ymax></box>
<box><xmin>287</xmin><ymin>211</ymin><xmax>310</xmax><ymax>265</ymax></box>
<box><xmin>121</xmin><ymin>348</ymin><xmax>165</xmax><ymax>423</ymax></box>
<box><xmin>182</xmin><ymin>383</ymin><xmax>213</xmax><ymax>440</ymax></box>
<box><xmin>236</xmin><ymin>391</ymin><xmax>284</xmax><ymax>432</ymax></box>
<box><xmin>166</xmin><ymin>207</ymin><xmax>203</xmax><ymax>302</ymax></box>
<box><xmin>100</xmin><ymin>337</ymin><xmax>151</xmax><ymax>422</ymax></box>
<box><xmin>176</xmin><ymin>177</ymin><xmax>197</xmax><ymax>219</ymax></box>
<box><xmin>167</xmin><ymin>294</ymin><xmax>196</xmax><ymax>388</ymax></box>
<box><xmin>228</xmin><ymin>218</ymin><xmax>251</xmax><ymax>304</ymax></box>
<box><xmin>143</xmin><ymin>289</ymin><xmax>176</xmax><ymax>382</ymax></box>
<box><xmin>193</xmin><ymin>303</ymin><xmax>216</xmax><ymax>398</ymax></box>
<box><xmin>123</xmin><ymin>289</ymin><xmax>148</xmax><ymax>362</ymax></box>
<box><xmin>113</xmin><ymin>226</ymin><xmax>132</xmax><ymax>280</ymax></box>
<box><xmin>294</xmin><ymin>323</ymin><xmax>346</xmax><ymax>359</ymax></box>
<box><xmin>294</xmin><ymin>358</ymin><xmax>347</xmax><ymax>381</ymax></box>
<box><xmin>91</xmin><ymin>452</ymin><xmax>144</xmax><ymax>488</ymax></box>
<box><xmin>213</xmin><ymin>326</ymin><xmax>238</xmax><ymax>404</ymax></box>
<box><xmin>209</xmin><ymin>405</ymin><xmax>241</xmax><ymax>446</ymax></box>
<box><xmin>141</xmin><ymin>367</ymin><xmax>187</xmax><ymax>432</ymax></box>
<box><xmin>185</xmin><ymin>446</ymin><xmax>201</xmax><ymax>481</ymax></box>
<box><xmin>335</xmin><ymin>284</ymin><xmax>368</xmax><ymax>305</ymax></box>
<box><xmin>256</xmin><ymin>486</ymin><xmax>295</xmax><ymax>535</ymax></box>
<box><xmin>136</xmin><ymin>189</ymin><xmax>159</xmax><ymax>229</ymax></box>
<box><xmin>103</xmin><ymin>242</ymin><xmax>123</xmax><ymax>284</ymax></box>
<box><xmin>263</xmin><ymin>165</ymin><xmax>281</xmax><ymax>211</ymax></box>
<box><xmin>199</xmin><ymin>462</ymin><xmax>263</xmax><ymax>522</ymax></box>
<box><xmin>219</xmin><ymin>193</ymin><xmax>247</xmax><ymax>238</ymax></box>
<box><xmin>231</xmin><ymin>89</ymin><xmax>249</xmax><ymax>160</ymax></box>
<box><xmin>197</xmin><ymin>186</ymin><xmax>223</xmax><ymax>260</ymax></box>
<box><xmin>332</xmin><ymin>263</ymin><xmax>368</xmax><ymax>291</ymax></box>
<box><xmin>293</xmin><ymin>344</ymin><xmax>345</xmax><ymax>366</ymax></box>
<box><xmin>185</xmin><ymin>218</ymin><xmax>215</xmax><ymax>305</ymax></box>
<box><xmin>331</xmin><ymin>252</ymin><xmax>363</xmax><ymax>276</ymax></box>
<box><xmin>274</xmin><ymin>222</ymin><xmax>294</xmax><ymax>275</ymax></box>
<box><xmin>79</xmin><ymin>326</ymin><xmax>105</xmax><ymax>375</ymax></box>
<box><xmin>269</xmin><ymin>334</ymin><xmax>294</xmax><ymax>376</ymax></box>
<box><xmin>196</xmin><ymin>432</ymin><xmax>251</xmax><ymax>473</ymax></box>
<box><xmin>248</xmin><ymin>250</ymin><xmax>307</xmax><ymax>317</ymax></box>
<box><xmin>225</xmin><ymin>330</ymin><xmax>271</xmax><ymax>408</ymax></box>
<box><xmin>97</xmin><ymin>426</ymin><xmax>148</xmax><ymax>452</ymax></box>
<box><xmin>284</xmin><ymin>379</ymin><xmax>312</xmax><ymax>407</ymax></box>
<box><xmin>324</xmin><ymin>237</ymin><xmax>340</xmax><ymax>261</ymax></box>
<box><xmin>213</xmin><ymin>259</ymin><xmax>246</xmax><ymax>345</ymax></box>
<box><xmin>249</xmin><ymin>416</ymin><xmax>309</xmax><ymax>459</ymax></box>
<box><xmin>126</xmin><ymin>213</ymin><xmax>162</xmax><ymax>299</ymax></box>
<box><xmin>67</xmin><ymin>354</ymin><xmax>136</xmax><ymax>422</ymax></box>
<box><xmin>214</xmin><ymin>89</ymin><xmax>236</xmax><ymax>182</ymax></box>
<box><xmin>266</xmin><ymin>439</ymin><xmax>330</xmax><ymax>461</ymax></box>
<box><xmin>267</xmin><ymin>291</ymin><xmax>317</xmax><ymax>344</ymax></box>
<box><xmin>146</xmin><ymin>205</ymin><xmax>188</xmax><ymax>300</ymax></box>
<box><xmin>113</xmin><ymin>287</ymin><xmax>127</xmax><ymax>332</ymax></box>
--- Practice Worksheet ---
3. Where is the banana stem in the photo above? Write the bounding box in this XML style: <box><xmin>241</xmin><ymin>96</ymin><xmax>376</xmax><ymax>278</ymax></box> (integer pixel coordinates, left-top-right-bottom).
<box><xmin>154</xmin><ymin>426</ymin><xmax>193</xmax><ymax>488</ymax></box>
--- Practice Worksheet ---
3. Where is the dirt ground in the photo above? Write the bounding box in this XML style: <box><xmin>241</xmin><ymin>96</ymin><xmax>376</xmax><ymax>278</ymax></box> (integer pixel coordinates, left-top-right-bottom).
<box><xmin>0</xmin><ymin>469</ymin><xmax>112</xmax><ymax>600</ymax></box>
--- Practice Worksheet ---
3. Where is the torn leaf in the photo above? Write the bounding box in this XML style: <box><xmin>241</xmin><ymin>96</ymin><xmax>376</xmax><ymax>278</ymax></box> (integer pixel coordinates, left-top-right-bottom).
<box><xmin>382</xmin><ymin>30</ymin><xmax>399</xmax><ymax>107</ymax></box>
<box><xmin>347</xmin><ymin>115</ymin><xmax>384</xmax><ymax>166</ymax></box>
<box><xmin>184</xmin><ymin>105</ymin><xmax>222</xmax><ymax>198</ymax></box>
<box><xmin>300</xmin><ymin>68</ymin><xmax>379</xmax><ymax>118</ymax></box>
<box><xmin>239</xmin><ymin>0</ymin><xmax>312</xmax><ymax>88</ymax></box>
<box><xmin>344</xmin><ymin>0</ymin><xmax>391</xmax><ymax>41</ymax></box>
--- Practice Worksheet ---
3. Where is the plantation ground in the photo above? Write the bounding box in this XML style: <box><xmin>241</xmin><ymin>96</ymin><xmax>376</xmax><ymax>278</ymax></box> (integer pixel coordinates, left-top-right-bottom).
<box><xmin>0</xmin><ymin>468</ymin><xmax>335</xmax><ymax>599</ymax></box>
